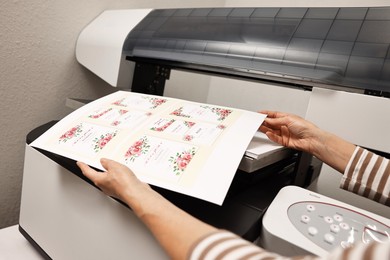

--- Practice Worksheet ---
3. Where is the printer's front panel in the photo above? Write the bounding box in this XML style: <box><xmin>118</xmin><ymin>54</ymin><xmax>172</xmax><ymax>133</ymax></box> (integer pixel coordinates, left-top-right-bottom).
<box><xmin>19</xmin><ymin>145</ymin><xmax>167</xmax><ymax>260</ymax></box>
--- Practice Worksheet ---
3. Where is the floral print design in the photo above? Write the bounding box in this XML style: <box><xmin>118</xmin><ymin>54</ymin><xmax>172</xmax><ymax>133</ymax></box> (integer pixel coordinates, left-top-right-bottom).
<box><xmin>150</xmin><ymin>119</ymin><xmax>175</xmax><ymax>132</ymax></box>
<box><xmin>93</xmin><ymin>132</ymin><xmax>117</xmax><ymax>153</ymax></box>
<box><xmin>183</xmin><ymin>135</ymin><xmax>194</xmax><ymax>141</ymax></box>
<box><xmin>118</xmin><ymin>109</ymin><xmax>128</xmax><ymax>115</ymax></box>
<box><xmin>124</xmin><ymin>137</ymin><xmax>150</xmax><ymax>162</ymax></box>
<box><xmin>169</xmin><ymin>148</ymin><xmax>196</xmax><ymax>175</ymax></box>
<box><xmin>171</xmin><ymin>106</ymin><xmax>232</xmax><ymax>121</ymax></box>
<box><xmin>109</xmin><ymin>109</ymin><xmax>129</xmax><ymax>126</ymax></box>
<box><xmin>184</xmin><ymin>121</ymin><xmax>195</xmax><ymax>128</ymax></box>
<box><xmin>148</xmin><ymin>97</ymin><xmax>167</xmax><ymax>109</ymax></box>
<box><xmin>112</xmin><ymin>97</ymin><xmax>167</xmax><ymax>109</ymax></box>
<box><xmin>59</xmin><ymin>124</ymin><xmax>83</xmax><ymax>143</ymax></box>
<box><xmin>111</xmin><ymin>120</ymin><xmax>121</xmax><ymax>126</ymax></box>
<box><xmin>112</xmin><ymin>98</ymin><xmax>126</xmax><ymax>107</ymax></box>
<box><xmin>170</xmin><ymin>107</ymin><xmax>191</xmax><ymax>118</ymax></box>
<box><xmin>88</xmin><ymin>108</ymin><xmax>113</xmax><ymax>119</ymax></box>
<box><xmin>209</xmin><ymin>107</ymin><xmax>232</xmax><ymax>121</ymax></box>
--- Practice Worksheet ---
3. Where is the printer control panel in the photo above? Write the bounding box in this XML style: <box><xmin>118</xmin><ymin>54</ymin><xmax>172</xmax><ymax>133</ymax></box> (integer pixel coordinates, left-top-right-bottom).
<box><xmin>288</xmin><ymin>201</ymin><xmax>390</xmax><ymax>251</ymax></box>
<box><xmin>261</xmin><ymin>186</ymin><xmax>390</xmax><ymax>257</ymax></box>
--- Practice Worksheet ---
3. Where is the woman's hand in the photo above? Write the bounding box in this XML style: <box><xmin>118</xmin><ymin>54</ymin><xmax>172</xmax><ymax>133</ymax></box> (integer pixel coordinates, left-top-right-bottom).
<box><xmin>259</xmin><ymin>110</ymin><xmax>356</xmax><ymax>173</ymax></box>
<box><xmin>77</xmin><ymin>158</ymin><xmax>217</xmax><ymax>260</ymax></box>
<box><xmin>77</xmin><ymin>158</ymin><xmax>151</xmax><ymax>205</ymax></box>
<box><xmin>259</xmin><ymin>110</ymin><xmax>322</xmax><ymax>155</ymax></box>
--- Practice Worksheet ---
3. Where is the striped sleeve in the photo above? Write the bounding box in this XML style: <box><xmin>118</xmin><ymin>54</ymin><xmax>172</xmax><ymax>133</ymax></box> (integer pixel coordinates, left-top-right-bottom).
<box><xmin>188</xmin><ymin>230</ymin><xmax>390</xmax><ymax>260</ymax></box>
<box><xmin>188</xmin><ymin>230</ymin><xmax>314</xmax><ymax>260</ymax></box>
<box><xmin>341</xmin><ymin>146</ymin><xmax>390</xmax><ymax>206</ymax></box>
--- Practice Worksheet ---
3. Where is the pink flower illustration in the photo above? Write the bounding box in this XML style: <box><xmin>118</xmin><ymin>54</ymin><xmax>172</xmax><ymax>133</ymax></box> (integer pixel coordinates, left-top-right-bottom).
<box><xmin>127</xmin><ymin>145</ymin><xmax>141</xmax><ymax>156</ymax></box>
<box><xmin>124</xmin><ymin>137</ymin><xmax>150</xmax><ymax>162</ymax></box>
<box><xmin>211</xmin><ymin>107</ymin><xmax>232</xmax><ymax>121</ymax></box>
<box><xmin>118</xmin><ymin>109</ymin><xmax>128</xmax><ymax>115</ymax></box>
<box><xmin>93</xmin><ymin>132</ymin><xmax>117</xmax><ymax>152</ymax></box>
<box><xmin>150</xmin><ymin>119</ymin><xmax>175</xmax><ymax>132</ymax></box>
<box><xmin>176</xmin><ymin>158</ymin><xmax>189</xmax><ymax>170</ymax></box>
<box><xmin>170</xmin><ymin>107</ymin><xmax>190</xmax><ymax>118</ymax></box>
<box><xmin>59</xmin><ymin>124</ymin><xmax>83</xmax><ymax>143</ymax></box>
<box><xmin>184</xmin><ymin>121</ymin><xmax>195</xmax><ymax>128</ymax></box>
<box><xmin>183</xmin><ymin>135</ymin><xmax>194</xmax><ymax>141</ymax></box>
<box><xmin>111</xmin><ymin>120</ymin><xmax>121</xmax><ymax>126</ymax></box>
<box><xmin>181</xmin><ymin>152</ymin><xmax>193</xmax><ymax>161</ymax></box>
<box><xmin>112</xmin><ymin>98</ymin><xmax>126</xmax><ymax>106</ymax></box>
<box><xmin>89</xmin><ymin>108</ymin><xmax>112</xmax><ymax>119</ymax></box>
<box><xmin>169</xmin><ymin>148</ymin><xmax>196</xmax><ymax>175</ymax></box>
<box><xmin>149</xmin><ymin>97</ymin><xmax>167</xmax><ymax>108</ymax></box>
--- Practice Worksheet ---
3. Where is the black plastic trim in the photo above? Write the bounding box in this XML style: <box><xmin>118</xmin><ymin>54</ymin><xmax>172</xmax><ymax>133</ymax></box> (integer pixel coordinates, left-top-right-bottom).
<box><xmin>18</xmin><ymin>225</ymin><xmax>51</xmax><ymax>260</ymax></box>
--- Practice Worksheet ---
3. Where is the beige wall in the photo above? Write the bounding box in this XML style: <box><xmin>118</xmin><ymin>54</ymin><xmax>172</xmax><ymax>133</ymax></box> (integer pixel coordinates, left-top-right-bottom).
<box><xmin>0</xmin><ymin>0</ymin><xmax>225</xmax><ymax>229</ymax></box>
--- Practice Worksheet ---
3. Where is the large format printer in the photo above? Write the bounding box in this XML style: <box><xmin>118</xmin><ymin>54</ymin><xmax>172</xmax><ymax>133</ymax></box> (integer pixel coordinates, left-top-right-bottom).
<box><xmin>19</xmin><ymin>7</ymin><xmax>390</xmax><ymax>259</ymax></box>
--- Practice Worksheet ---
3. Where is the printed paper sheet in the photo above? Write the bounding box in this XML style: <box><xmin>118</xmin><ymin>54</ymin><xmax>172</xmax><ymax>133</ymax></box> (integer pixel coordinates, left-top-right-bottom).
<box><xmin>31</xmin><ymin>91</ymin><xmax>266</xmax><ymax>205</ymax></box>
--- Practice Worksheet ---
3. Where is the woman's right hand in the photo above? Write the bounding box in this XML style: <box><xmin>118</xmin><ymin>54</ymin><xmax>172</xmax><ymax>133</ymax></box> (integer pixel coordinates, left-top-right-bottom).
<box><xmin>77</xmin><ymin>158</ymin><xmax>151</xmax><ymax>207</ymax></box>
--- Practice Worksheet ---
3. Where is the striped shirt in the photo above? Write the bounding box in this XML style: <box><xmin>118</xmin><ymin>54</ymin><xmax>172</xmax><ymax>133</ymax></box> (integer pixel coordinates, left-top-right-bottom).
<box><xmin>341</xmin><ymin>147</ymin><xmax>390</xmax><ymax>206</ymax></box>
<box><xmin>189</xmin><ymin>231</ymin><xmax>390</xmax><ymax>260</ymax></box>
<box><xmin>189</xmin><ymin>147</ymin><xmax>390</xmax><ymax>260</ymax></box>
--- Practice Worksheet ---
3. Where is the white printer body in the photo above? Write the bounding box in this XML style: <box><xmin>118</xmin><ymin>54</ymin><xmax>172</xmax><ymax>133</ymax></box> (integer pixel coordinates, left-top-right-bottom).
<box><xmin>20</xmin><ymin>143</ymin><xmax>167</xmax><ymax>259</ymax></box>
<box><xmin>20</xmin><ymin>7</ymin><xmax>390</xmax><ymax>259</ymax></box>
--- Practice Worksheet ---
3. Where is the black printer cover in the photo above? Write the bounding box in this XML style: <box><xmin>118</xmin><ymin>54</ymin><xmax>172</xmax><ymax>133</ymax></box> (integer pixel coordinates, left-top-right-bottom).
<box><xmin>124</xmin><ymin>7</ymin><xmax>390</xmax><ymax>93</ymax></box>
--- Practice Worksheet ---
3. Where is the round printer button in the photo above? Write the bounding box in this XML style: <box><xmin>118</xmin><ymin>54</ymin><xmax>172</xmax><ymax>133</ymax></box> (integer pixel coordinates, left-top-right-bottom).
<box><xmin>306</xmin><ymin>204</ymin><xmax>316</xmax><ymax>212</ymax></box>
<box><xmin>308</xmin><ymin>226</ymin><xmax>318</xmax><ymax>236</ymax></box>
<box><xmin>334</xmin><ymin>215</ymin><xmax>343</xmax><ymax>222</ymax></box>
<box><xmin>340</xmin><ymin>222</ymin><xmax>350</xmax><ymax>230</ymax></box>
<box><xmin>301</xmin><ymin>215</ymin><xmax>311</xmax><ymax>223</ymax></box>
<box><xmin>324</xmin><ymin>216</ymin><xmax>333</xmax><ymax>224</ymax></box>
<box><xmin>330</xmin><ymin>224</ymin><xmax>340</xmax><ymax>233</ymax></box>
<box><xmin>324</xmin><ymin>233</ymin><xmax>335</xmax><ymax>244</ymax></box>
